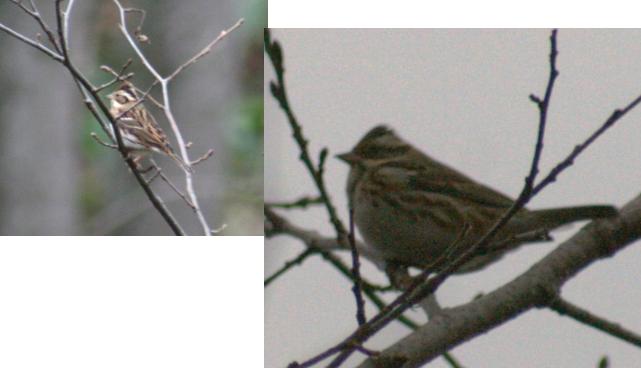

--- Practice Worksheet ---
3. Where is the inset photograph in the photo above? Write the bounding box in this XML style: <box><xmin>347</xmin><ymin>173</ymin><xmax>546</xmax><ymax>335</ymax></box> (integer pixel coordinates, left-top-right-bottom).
<box><xmin>265</xmin><ymin>29</ymin><xmax>641</xmax><ymax>367</ymax></box>
<box><xmin>0</xmin><ymin>0</ymin><xmax>265</xmax><ymax>235</ymax></box>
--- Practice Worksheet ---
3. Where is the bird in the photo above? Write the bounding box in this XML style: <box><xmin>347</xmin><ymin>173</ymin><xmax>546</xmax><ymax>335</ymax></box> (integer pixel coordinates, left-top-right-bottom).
<box><xmin>337</xmin><ymin>125</ymin><xmax>617</xmax><ymax>274</ymax></box>
<box><xmin>107</xmin><ymin>82</ymin><xmax>190</xmax><ymax>172</ymax></box>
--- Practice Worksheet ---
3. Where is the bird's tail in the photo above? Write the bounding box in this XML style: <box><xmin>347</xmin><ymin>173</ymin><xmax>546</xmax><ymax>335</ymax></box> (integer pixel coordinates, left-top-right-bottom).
<box><xmin>529</xmin><ymin>205</ymin><xmax>617</xmax><ymax>230</ymax></box>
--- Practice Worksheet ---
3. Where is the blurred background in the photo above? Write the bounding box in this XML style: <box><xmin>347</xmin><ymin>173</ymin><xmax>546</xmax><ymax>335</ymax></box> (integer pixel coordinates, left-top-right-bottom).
<box><xmin>0</xmin><ymin>0</ymin><xmax>265</xmax><ymax>235</ymax></box>
<box><xmin>265</xmin><ymin>29</ymin><xmax>641</xmax><ymax>367</ymax></box>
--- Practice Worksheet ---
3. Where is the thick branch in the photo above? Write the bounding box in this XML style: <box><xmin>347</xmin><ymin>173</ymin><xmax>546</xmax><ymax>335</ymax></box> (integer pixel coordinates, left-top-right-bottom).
<box><xmin>357</xmin><ymin>194</ymin><xmax>641</xmax><ymax>367</ymax></box>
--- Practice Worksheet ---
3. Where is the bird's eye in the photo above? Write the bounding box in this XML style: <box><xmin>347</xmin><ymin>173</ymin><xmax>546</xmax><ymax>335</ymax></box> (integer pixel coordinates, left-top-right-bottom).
<box><xmin>116</xmin><ymin>96</ymin><xmax>127</xmax><ymax>104</ymax></box>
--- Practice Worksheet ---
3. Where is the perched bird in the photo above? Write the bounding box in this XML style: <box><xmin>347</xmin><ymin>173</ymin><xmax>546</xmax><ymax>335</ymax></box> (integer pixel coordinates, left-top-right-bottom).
<box><xmin>107</xmin><ymin>82</ymin><xmax>190</xmax><ymax>172</ymax></box>
<box><xmin>337</xmin><ymin>125</ymin><xmax>617</xmax><ymax>274</ymax></box>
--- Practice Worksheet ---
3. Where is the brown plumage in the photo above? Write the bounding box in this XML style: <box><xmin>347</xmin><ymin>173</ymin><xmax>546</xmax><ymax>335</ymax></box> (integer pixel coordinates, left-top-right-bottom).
<box><xmin>107</xmin><ymin>82</ymin><xmax>190</xmax><ymax>172</ymax></box>
<box><xmin>337</xmin><ymin>125</ymin><xmax>617</xmax><ymax>273</ymax></box>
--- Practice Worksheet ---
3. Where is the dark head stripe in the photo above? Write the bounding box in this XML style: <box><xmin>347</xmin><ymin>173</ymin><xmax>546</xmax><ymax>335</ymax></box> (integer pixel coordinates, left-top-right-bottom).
<box><xmin>120</xmin><ymin>83</ymin><xmax>138</xmax><ymax>100</ymax></box>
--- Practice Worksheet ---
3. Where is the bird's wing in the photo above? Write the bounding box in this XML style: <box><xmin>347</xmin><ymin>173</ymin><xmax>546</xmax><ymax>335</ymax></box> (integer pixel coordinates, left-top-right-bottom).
<box><xmin>374</xmin><ymin>154</ymin><xmax>516</xmax><ymax>209</ymax></box>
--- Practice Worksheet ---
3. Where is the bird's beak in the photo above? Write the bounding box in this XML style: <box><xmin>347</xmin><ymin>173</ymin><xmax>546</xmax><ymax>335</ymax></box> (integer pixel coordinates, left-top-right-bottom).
<box><xmin>336</xmin><ymin>151</ymin><xmax>359</xmax><ymax>164</ymax></box>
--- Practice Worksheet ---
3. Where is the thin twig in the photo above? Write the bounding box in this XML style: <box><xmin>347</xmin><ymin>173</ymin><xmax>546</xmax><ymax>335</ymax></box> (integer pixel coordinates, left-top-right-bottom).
<box><xmin>167</xmin><ymin>18</ymin><xmax>245</xmax><ymax>81</ymax></box>
<box><xmin>348</xmin><ymin>208</ymin><xmax>366</xmax><ymax>326</ymax></box>
<box><xmin>8</xmin><ymin>0</ymin><xmax>61</xmax><ymax>54</ymax></box>
<box><xmin>525</xmin><ymin>29</ymin><xmax>559</xmax><ymax>191</ymax></box>
<box><xmin>264</xmin><ymin>248</ymin><xmax>316</xmax><ymax>287</ymax></box>
<box><xmin>145</xmin><ymin>169</ymin><xmax>161</xmax><ymax>185</ymax></box>
<box><xmin>265</xmin><ymin>29</ymin><xmax>349</xmax><ymax>244</ymax></box>
<box><xmin>123</xmin><ymin>7</ymin><xmax>149</xmax><ymax>43</ymax></box>
<box><xmin>266</xmin><ymin>196</ymin><xmax>324</xmax><ymax>210</ymax></box>
<box><xmin>531</xmin><ymin>100</ymin><xmax>641</xmax><ymax>197</ymax></box>
<box><xmin>90</xmin><ymin>132</ymin><xmax>117</xmax><ymax>149</ymax></box>
<box><xmin>190</xmin><ymin>149</ymin><xmax>215</xmax><ymax>166</ymax></box>
<box><xmin>159</xmin><ymin>172</ymin><xmax>196</xmax><ymax>209</ymax></box>
<box><xmin>549</xmin><ymin>297</ymin><xmax>641</xmax><ymax>348</ymax></box>
<box><xmin>95</xmin><ymin>71</ymin><xmax>134</xmax><ymax>92</ymax></box>
<box><xmin>95</xmin><ymin>59</ymin><xmax>134</xmax><ymax>92</ymax></box>
<box><xmin>0</xmin><ymin>22</ymin><xmax>63</xmax><ymax>61</ymax></box>
<box><xmin>149</xmin><ymin>160</ymin><xmax>196</xmax><ymax>209</ymax></box>
<box><xmin>54</xmin><ymin>0</ymin><xmax>68</xmax><ymax>59</ymax></box>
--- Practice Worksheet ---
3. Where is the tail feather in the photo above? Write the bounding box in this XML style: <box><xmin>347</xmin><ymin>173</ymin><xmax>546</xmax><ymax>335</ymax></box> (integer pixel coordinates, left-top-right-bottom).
<box><xmin>530</xmin><ymin>205</ymin><xmax>617</xmax><ymax>230</ymax></box>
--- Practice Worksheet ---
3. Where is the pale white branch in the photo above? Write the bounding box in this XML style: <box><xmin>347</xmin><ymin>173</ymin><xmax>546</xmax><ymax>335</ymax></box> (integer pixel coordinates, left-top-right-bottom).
<box><xmin>0</xmin><ymin>22</ymin><xmax>63</xmax><ymax>61</ymax></box>
<box><xmin>111</xmin><ymin>0</ymin><xmax>243</xmax><ymax>235</ymax></box>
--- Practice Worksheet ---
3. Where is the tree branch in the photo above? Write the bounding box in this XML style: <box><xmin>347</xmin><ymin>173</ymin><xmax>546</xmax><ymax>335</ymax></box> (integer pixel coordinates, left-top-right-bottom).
<box><xmin>549</xmin><ymin>297</ymin><xmax>641</xmax><ymax>349</ymax></box>
<box><xmin>265</xmin><ymin>29</ymin><xmax>349</xmax><ymax>243</ymax></box>
<box><xmin>357</xmin><ymin>193</ymin><xmax>641</xmax><ymax>367</ymax></box>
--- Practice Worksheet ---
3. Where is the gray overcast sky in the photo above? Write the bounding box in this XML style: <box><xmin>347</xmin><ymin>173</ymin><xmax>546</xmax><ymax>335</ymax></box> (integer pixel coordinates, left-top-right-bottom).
<box><xmin>265</xmin><ymin>29</ymin><xmax>641</xmax><ymax>368</ymax></box>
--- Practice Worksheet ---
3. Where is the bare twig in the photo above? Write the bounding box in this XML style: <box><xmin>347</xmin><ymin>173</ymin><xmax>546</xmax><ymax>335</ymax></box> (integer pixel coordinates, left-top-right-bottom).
<box><xmin>266</xmin><ymin>196</ymin><xmax>324</xmax><ymax>209</ymax></box>
<box><xmin>549</xmin><ymin>297</ymin><xmax>641</xmax><ymax>349</ymax></box>
<box><xmin>526</xmin><ymin>29</ymin><xmax>559</xmax><ymax>190</ymax></box>
<box><xmin>531</xmin><ymin>98</ymin><xmax>641</xmax><ymax>197</ymax></box>
<box><xmin>122</xmin><ymin>7</ymin><xmax>149</xmax><ymax>43</ymax></box>
<box><xmin>190</xmin><ymin>149</ymin><xmax>215</xmax><ymax>166</ymax></box>
<box><xmin>95</xmin><ymin>71</ymin><xmax>134</xmax><ymax>92</ymax></box>
<box><xmin>264</xmin><ymin>248</ymin><xmax>316</xmax><ymax>287</ymax></box>
<box><xmin>54</xmin><ymin>0</ymin><xmax>68</xmax><ymax>59</ymax></box>
<box><xmin>0</xmin><ymin>22</ymin><xmax>63</xmax><ymax>61</ymax></box>
<box><xmin>348</xmin><ymin>208</ymin><xmax>366</xmax><ymax>326</ymax></box>
<box><xmin>265</xmin><ymin>29</ymin><xmax>349</xmax><ymax>244</ymax></box>
<box><xmin>145</xmin><ymin>169</ymin><xmax>161</xmax><ymax>185</ymax></box>
<box><xmin>8</xmin><ymin>0</ymin><xmax>61</xmax><ymax>54</ymax></box>
<box><xmin>90</xmin><ymin>132</ymin><xmax>117</xmax><ymax>149</ymax></box>
<box><xmin>167</xmin><ymin>18</ymin><xmax>244</xmax><ymax>81</ymax></box>
<box><xmin>95</xmin><ymin>59</ymin><xmax>134</xmax><ymax>92</ymax></box>
<box><xmin>146</xmin><ymin>159</ymin><xmax>195</xmax><ymax>209</ymax></box>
